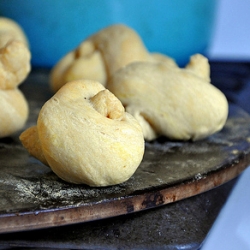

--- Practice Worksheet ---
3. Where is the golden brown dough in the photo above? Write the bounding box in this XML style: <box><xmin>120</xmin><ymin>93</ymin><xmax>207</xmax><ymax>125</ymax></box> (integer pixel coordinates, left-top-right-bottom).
<box><xmin>107</xmin><ymin>54</ymin><xmax>228</xmax><ymax>141</ymax></box>
<box><xmin>20</xmin><ymin>80</ymin><xmax>145</xmax><ymax>187</ymax></box>
<box><xmin>50</xmin><ymin>24</ymin><xmax>177</xmax><ymax>92</ymax></box>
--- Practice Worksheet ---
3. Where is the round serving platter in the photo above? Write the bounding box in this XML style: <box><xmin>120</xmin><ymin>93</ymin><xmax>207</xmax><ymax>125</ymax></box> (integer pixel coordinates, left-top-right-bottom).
<box><xmin>0</xmin><ymin>71</ymin><xmax>250</xmax><ymax>233</ymax></box>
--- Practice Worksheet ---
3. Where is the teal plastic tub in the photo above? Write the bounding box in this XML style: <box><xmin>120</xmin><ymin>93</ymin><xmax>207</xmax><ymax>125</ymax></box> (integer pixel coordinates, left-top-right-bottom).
<box><xmin>0</xmin><ymin>0</ymin><xmax>217</xmax><ymax>67</ymax></box>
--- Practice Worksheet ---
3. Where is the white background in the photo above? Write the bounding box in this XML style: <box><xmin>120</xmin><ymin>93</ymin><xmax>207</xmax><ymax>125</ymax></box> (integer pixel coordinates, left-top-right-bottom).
<box><xmin>208</xmin><ymin>0</ymin><xmax>250</xmax><ymax>61</ymax></box>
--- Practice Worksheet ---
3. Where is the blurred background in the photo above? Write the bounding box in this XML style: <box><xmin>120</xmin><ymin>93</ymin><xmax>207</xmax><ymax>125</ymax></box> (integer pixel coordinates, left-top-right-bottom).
<box><xmin>208</xmin><ymin>0</ymin><xmax>250</xmax><ymax>62</ymax></box>
<box><xmin>1</xmin><ymin>0</ymin><xmax>249</xmax><ymax>68</ymax></box>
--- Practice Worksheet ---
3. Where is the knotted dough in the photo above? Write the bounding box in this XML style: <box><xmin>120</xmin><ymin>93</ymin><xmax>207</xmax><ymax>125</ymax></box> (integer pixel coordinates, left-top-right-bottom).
<box><xmin>50</xmin><ymin>24</ymin><xmax>176</xmax><ymax>92</ymax></box>
<box><xmin>20</xmin><ymin>80</ymin><xmax>145</xmax><ymax>187</ymax></box>
<box><xmin>107</xmin><ymin>54</ymin><xmax>228</xmax><ymax>141</ymax></box>
<box><xmin>0</xmin><ymin>17</ymin><xmax>31</xmax><ymax>138</ymax></box>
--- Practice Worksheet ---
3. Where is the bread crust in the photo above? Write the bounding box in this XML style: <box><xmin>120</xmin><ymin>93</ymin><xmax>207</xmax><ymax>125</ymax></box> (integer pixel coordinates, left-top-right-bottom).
<box><xmin>0</xmin><ymin>17</ymin><xmax>31</xmax><ymax>138</ymax></box>
<box><xmin>20</xmin><ymin>80</ymin><xmax>145</xmax><ymax>186</ymax></box>
<box><xmin>107</xmin><ymin>54</ymin><xmax>228</xmax><ymax>141</ymax></box>
<box><xmin>50</xmin><ymin>24</ymin><xmax>177</xmax><ymax>92</ymax></box>
<box><xmin>0</xmin><ymin>88</ymin><xmax>28</xmax><ymax>138</ymax></box>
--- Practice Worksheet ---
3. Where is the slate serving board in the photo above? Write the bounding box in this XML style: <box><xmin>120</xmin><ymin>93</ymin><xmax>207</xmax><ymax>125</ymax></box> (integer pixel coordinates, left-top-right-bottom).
<box><xmin>0</xmin><ymin>70</ymin><xmax>250</xmax><ymax>233</ymax></box>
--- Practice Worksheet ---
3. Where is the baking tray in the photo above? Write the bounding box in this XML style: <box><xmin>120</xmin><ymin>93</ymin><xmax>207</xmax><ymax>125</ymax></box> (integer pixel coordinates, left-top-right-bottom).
<box><xmin>1</xmin><ymin>69</ymin><xmax>250</xmax><ymax>234</ymax></box>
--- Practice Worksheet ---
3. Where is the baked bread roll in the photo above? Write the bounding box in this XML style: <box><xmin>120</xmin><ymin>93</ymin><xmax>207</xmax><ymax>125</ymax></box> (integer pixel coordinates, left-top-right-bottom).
<box><xmin>0</xmin><ymin>88</ymin><xmax>28</xmax><ymax>138</ymax></box>
<box><xmin>50</xmin><ymin>24</ymin><xmax>176</xmax><ymax>92</ymax></box>
<box><xmin>0</xmin><ymin>17</ymin><xmax>28</xmax><ymax>48</ymax></box>
<box><xmin>107</xmin><ymin>54</ymin><xmax>228</xmax><ymax>141</ymax></box>
<box><xmin>0</xmin><ymin>17</ymin><xmax>31</xmax><ymax>138</ymax></box>
<box><xmin>0</xmin><ymin>40</ymin><xmax>31</xmax><ymax>90</ymax></box>
<box><xmin>20</xmin><ymin>80</ymin><xmax>145</xmax><ymax>187</ymax></box>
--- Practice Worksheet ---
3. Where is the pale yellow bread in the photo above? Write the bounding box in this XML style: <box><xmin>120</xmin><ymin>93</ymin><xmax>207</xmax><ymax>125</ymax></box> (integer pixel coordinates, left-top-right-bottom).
<box><xmin>0</xmin><ymin>40</ymin><xmax>31</xmax><ymax>89</ymax></box>
<box><xmin>20</xmin><ymin>80</ymin><xmax>145</xmax><ymax>187</ymax></box>
<box><xmin>0</xmin><ymin>17</ymin><xmax>28</xmax><ymax>48</ymax></box>
<box><xmin>0</xmin><ymin>17</ymin><xmax>31</xmax><ymax>138</ymax></box>
<box><xmin>0</xmin><ymin>88</ymin><xmax>28</xmax><ymax>138</ymax></box>
<box><xmin>107</xmin><ymin>54</ymin><xmax>228</xmax><ymax>141</ymax></box>
<box><xmin>50</xmin><ymin>24</ymin><xmax>177</xmax><ymax>92</ymax></box>
<box><xmin>19</xmin><ymin>126</ymin><xmax>48</xmax><ymax>166</ymax></box>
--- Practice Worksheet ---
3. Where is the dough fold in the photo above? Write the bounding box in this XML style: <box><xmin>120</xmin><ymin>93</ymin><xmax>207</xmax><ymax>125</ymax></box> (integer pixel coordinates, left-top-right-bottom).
<box><xmin>20</xmin><ymin>80</ymin><xmax>145</xmax><ymax>187</ymax></box>
<box><xmin>0</xmin><ymin>17</ymin><xmax>31</xmax><ymax>138</ymax></box>
<box><xmin>107</xmin><ymin>54</ymin><xmax>228</xmax><ymax>141</ymax></box>
<box><xmin>50</xmin><ymin>24</ymin><xmax>176</xmax><ymax>92</ymax></box>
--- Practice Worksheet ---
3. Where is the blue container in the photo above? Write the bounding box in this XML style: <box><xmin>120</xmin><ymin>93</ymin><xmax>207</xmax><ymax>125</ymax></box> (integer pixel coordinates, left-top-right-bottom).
<box><xmin>0</xmin><ymin>0</ymin><xmax>217</xmax><ymax>67</ymax></box>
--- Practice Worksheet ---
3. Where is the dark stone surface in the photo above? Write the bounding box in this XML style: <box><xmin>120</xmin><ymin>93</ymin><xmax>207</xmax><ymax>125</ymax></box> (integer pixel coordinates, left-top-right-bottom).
<box><xmin>0</xmin><ymin>61</ymin><xmax>250</xmax><ymax>249</ymax></box>
<box><xmin>0</xmin><ymin>178</ymin><xmax>237</xmax><ymax>250</ymax></box>
<box><xmin>1</xmin><ymin>69</ymin><xmax>250</xmax><ymax>228</ymax></box>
